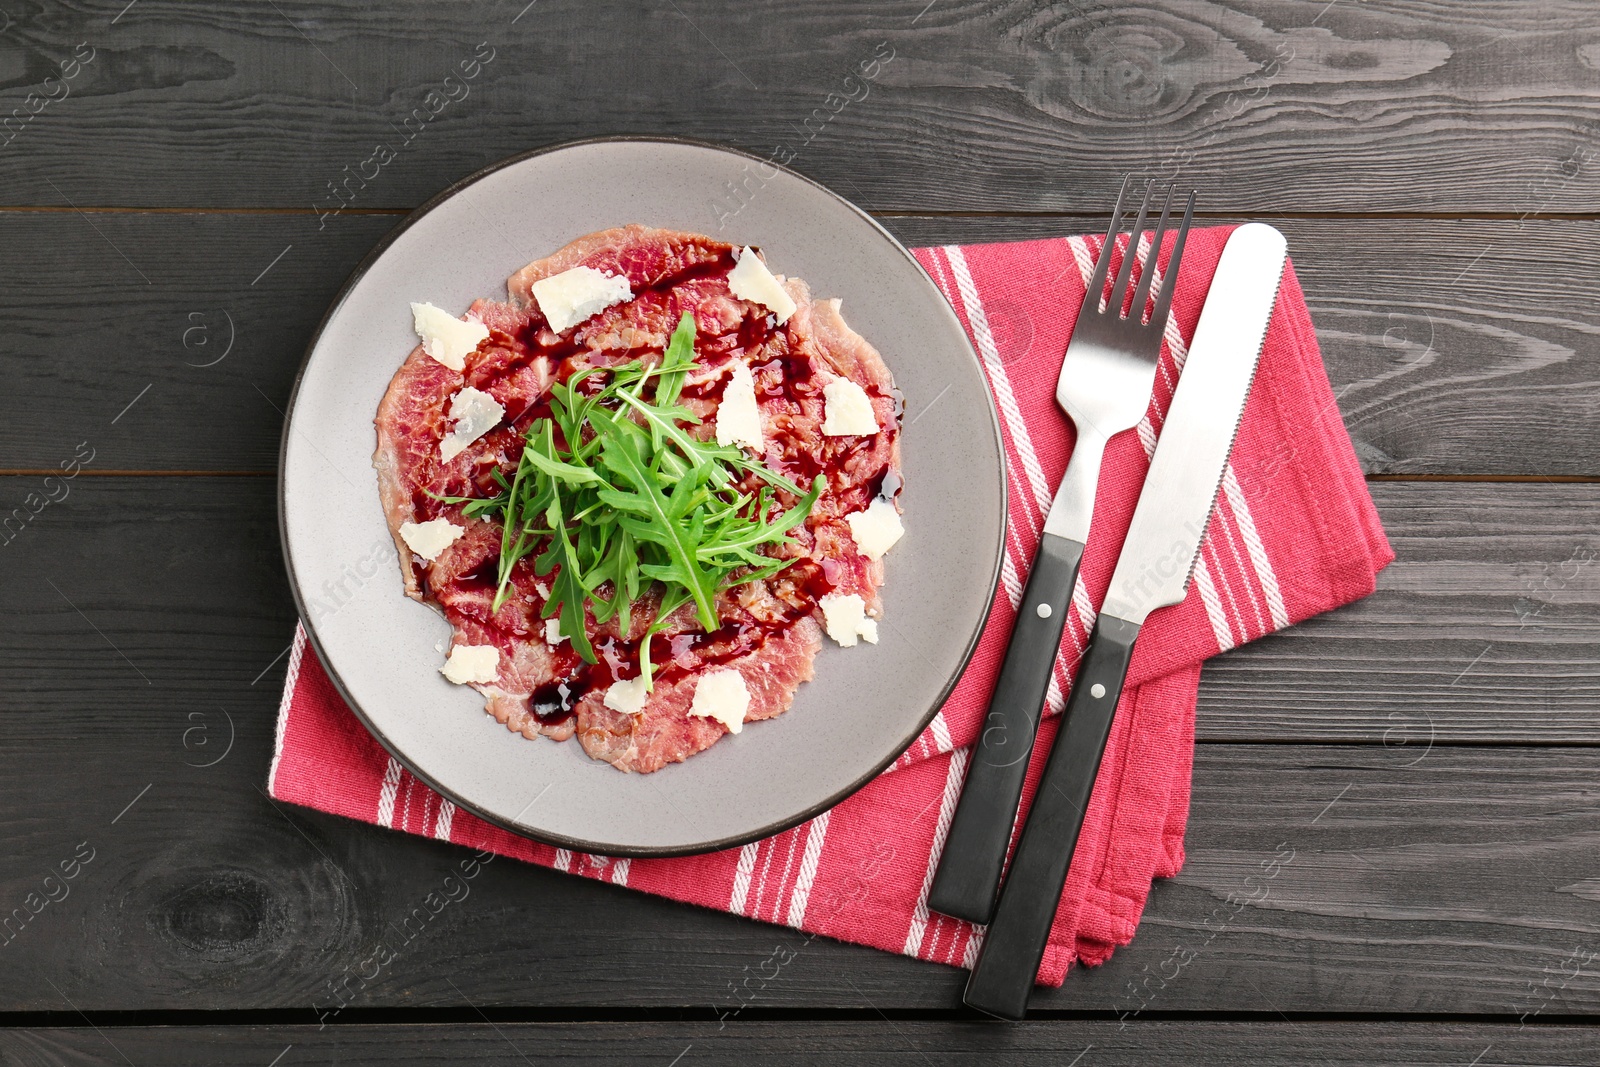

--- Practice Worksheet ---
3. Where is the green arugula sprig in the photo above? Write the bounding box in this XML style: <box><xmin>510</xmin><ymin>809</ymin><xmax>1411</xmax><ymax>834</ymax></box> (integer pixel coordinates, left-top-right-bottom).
<box><xmin>441</xmin><ymin>311</ymin><xmax>821</xmax><ymax>690</ymax></box>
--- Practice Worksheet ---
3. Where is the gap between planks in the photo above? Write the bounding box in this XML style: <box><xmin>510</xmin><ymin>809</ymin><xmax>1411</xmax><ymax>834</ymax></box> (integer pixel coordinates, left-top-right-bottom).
<box><xmin>4</xmin><ymin>205</ymin><xmax>1600</xmax><ymax>223</ymax></box>
<box><xmin>2</xmin><ymin>1006</ymin><xmax>1598</xmax><ymax>1027</ymax></box>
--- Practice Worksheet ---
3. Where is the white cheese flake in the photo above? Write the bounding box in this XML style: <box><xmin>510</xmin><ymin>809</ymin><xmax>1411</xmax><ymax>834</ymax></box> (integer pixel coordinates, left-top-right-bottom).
<box><xmin>439</xmin><ymin>386</ymin><xmax>505</xmax><ymax>462</ymax></box>
<box><xmin>822</xmin><ymin>378</ymin><xmax>879</xmax><ymax>436</ymax></box>
<box><xmin>818</xmin><ymin>592</ymin><xmax>879</xmax><ymax>648</ymax></box>
<box><xmin>440</xmin><ymin>644</ymin><xmax>499</xmax><ymax>685</ymax></box>
<box><xmin>714</xmin><ymin>361</ymin><xmax>764</xmax><ymax>452</ymax></box>
<box><xmin>531</xmin><ymin>266</ymin><xmax>633</xmax><ymax>332</ymax></box>
<box><xmin>399</xmin><ymin>517</ymin><xmax>466</xmax><ymax>562</ymax></box>
<box><xmin>411</xmin><ymin>302</ymin><xmax>489</xmax><ymax>372</ymax></box>
<box><xmin>544</xmin><ymin>617</ymin><xmax>565</xmax><ymax>646</ymax></box>
<box><xmin>727</xmin><ymin>246</ymin><xmax>797</xmax><ymax>324</ymax></box>
<box><xmin>688</xmin><ymin>669</ymin><xmax>750</xmax><ymax>734</ymax></box>
<box><xmin>846</xmin><ymin>498</ymin><xmax>904</xmax><ymax>561</ymax></box>
<box><xmin>603</xmin><ymin>675</ymin><xmax>651</xmax><ymax>715</ymax></box>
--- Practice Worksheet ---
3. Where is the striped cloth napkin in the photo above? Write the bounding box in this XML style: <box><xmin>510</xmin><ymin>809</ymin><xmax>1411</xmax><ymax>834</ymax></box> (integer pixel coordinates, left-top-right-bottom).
<box><xmin>269</xmin><ymin>226</ymin><xmax>1392</xmax><ymax>986</ymax></box>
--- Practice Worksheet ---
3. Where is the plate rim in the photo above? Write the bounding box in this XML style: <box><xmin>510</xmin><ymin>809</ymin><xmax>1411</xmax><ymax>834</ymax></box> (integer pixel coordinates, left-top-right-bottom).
<box><xmin>276</xmin><ymin>135</ymin><xmax>1008</xmax><ymax>857</ymax></box>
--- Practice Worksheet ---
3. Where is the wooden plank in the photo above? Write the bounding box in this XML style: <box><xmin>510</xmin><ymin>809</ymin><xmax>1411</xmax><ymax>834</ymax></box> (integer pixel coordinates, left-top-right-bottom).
<box><xmin>1200</xmin><ymin>478</ymin><xmax>1600</xmax><ymax>742</ymax></box>
<box><xmin>3</xmin><ymin>1021</ymin><xmax>1593</xmax><ymax>1065</ymax></box>
<box><xmin>4</xmin><ymin>212</ymin><xmax>1599</xmax><ymax>475</ymax></box>
<box><xmin>2</xmin><ymin>1</ymin><xmax>1599</xmax><ymax>213</ymax></box>
<box><xmin>0</xmin><ymin>476</ymin><xmax>1595</xmax><ymax>746</ymax></box>
<box><xmin>0</xmin><ymin>212</ymin><xmax>397</xmax><ymax>474</ymax></box>
<box><xmin>10</xmin><ymin>734</ymin><xmax>1600</xmax><ymax>1016</ymax></box>
<box><xmin>0</xmin><ymin>476</ymin><xmax>1593</xmax><ymax>742</ymax></box>
<box><xmin>886</xmin><ymin>214</ymin><xmax>1600</xmax><ymax>478</ymax></box>
<box><xmin>4</xmin><ymin>476</ymin><xmax>1600</xmax><ymax>1013</ymax></box>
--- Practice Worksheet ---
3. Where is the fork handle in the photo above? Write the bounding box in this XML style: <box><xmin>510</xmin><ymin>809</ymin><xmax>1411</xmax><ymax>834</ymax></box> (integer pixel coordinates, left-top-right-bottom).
<box><xmin>927</xmin><ymin>532</ymin><xmax>1084</xmax><ymax>925</ymax></box>
<box><xmin>963</xmin><ymin>613</ymin><xmax>1142</xmax><ymax>1019</ymax></box>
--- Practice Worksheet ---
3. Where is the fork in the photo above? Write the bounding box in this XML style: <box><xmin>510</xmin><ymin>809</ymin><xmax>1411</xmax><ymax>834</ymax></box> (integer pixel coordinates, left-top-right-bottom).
<box><xmin>926</xmin><ymin>177</ymin><xmax>1196</xmax><ymax>926</ymax></box>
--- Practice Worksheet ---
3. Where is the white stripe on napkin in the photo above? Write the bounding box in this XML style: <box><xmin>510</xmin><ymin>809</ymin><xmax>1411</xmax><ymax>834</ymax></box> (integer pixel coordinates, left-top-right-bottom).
<box><xmin>375</xmin><ymin>757</ymin><xmax>402</xmax><ymax>828</ymax></box>
<box><xmin>265</xmin><ymin>625</ymin><xmax>308</xmax><ymax>795</ymax></box>
<box><xmin>944</xmin><ymin>245</ymin><xmax>1051</xmax><ymax>523</ymax></box>
<box><xmin>729</xmin><ymin>840</ymin><xmax>760</xmax><ymax>916</ymax></box>
<box><xmin>904</xmin><ymin>745</ymin><xmax>970</xmax><ymax>956</ymax></box>
<box><xmin>786</xmin><ymin>811</ymin><xmax>832</xmax><ymax>927</ymax></box>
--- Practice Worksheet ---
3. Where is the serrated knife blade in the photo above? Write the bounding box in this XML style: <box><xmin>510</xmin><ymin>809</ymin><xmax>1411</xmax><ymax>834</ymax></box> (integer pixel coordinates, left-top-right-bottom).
<box><xmin>963</xmin><ymin>222</ymin><xmax>1289</xmax><ymax>1020</ymax></box>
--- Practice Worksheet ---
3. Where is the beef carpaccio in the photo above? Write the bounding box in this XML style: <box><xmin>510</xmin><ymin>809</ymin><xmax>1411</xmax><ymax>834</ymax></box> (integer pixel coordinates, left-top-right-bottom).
<box><xmin>373</xmin><ymin>225</ymin><xmax>904</xmax><ymax>773</ymax></box>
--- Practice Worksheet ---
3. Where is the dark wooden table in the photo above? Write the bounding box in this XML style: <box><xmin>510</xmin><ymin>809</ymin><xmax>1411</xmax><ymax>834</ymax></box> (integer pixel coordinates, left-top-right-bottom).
<box><xmin>3</xmin><ymin>1</ymin><xmax>1599</xmax><ymax>1062</ymax></box>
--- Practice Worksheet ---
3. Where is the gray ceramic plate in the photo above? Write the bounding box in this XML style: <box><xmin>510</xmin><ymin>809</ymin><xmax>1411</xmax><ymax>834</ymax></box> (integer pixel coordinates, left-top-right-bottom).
<box><xmin>280</xmin><ymin>138</ymin><xmax>1005</xmax><ymax>856</ymax></box>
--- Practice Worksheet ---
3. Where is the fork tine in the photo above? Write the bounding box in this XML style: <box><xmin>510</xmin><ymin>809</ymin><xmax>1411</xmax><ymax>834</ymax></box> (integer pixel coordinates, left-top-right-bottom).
<box><xmin>1147</xmin><ymin>190</ymin><xmax>1196</xmax><ymax>334</ymax></box>
<box><xmin>1081</xmin><ymin>175</ymin><xmax>1132</xmax><ymax>316</ymax></box>
<box><xmin>1107</xmin><ymin>180</ymin><xmax>1154</xmax><ymax>319</ymax></box>
<box><xmin>1129</xmin><ymin>184</ymin><xmax>1175</xmax><ymax>324</ymax></box>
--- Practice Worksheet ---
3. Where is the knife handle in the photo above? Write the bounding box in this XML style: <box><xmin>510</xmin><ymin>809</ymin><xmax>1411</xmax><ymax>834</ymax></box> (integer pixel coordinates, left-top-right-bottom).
<box><xmin>963</xmin><ymin>613</ymin><xmax>1142</xmax><ymax>1020</ymax></box>
<box><xmin>927</xmin><ymin>533</ymin><xmax>1085</xmax><ymax>925</ymax></box>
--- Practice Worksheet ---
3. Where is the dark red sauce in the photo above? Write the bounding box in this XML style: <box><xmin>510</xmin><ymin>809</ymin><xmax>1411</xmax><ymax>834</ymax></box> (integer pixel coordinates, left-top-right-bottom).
<box><xmin>530</xmin><ymin>672</ymin><xmax>588</xmax><ymax>726</ymax></box>
<box><xmin>458</xmin><ymin>556</ymin><xmax>500</xmax><ymax>593</ymax></box>
<box><xmin>412</xmin><ymin>246</ymin><xmax>899</xmax><ymax>720</ymax></box>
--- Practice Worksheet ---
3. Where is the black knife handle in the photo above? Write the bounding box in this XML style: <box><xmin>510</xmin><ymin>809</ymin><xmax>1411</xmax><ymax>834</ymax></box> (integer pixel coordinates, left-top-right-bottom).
<box><xmin>963</xmin><ymin>613</ymin><xmax>1142</xmax><ymax>1020</ymax></box>
<box><xmin>928</xmin><ymin>533</ymin><xmax>1085</xmax><ymax>925</ymax></box>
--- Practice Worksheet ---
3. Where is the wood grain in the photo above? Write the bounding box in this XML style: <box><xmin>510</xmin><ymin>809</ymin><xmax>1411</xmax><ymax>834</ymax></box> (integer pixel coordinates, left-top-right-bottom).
<box><xmin>3</xmin><ymin>212</ymin><xmax>1598</xmax><ymax>475</ymax></box>
<box><xmin>1</xmin><ymin>0</ymin><xmax>1593</xmax><ymax>1052</ymax></box>
<box><xmin>888</xmin><ymin>214</ymin><xmax>1600</xmax><ymax>478</ymax></box>
<box><xmin>3</xmin><ymin>736</ymin><xmax>1600</xmax><ymax>1017</ymax></box>
<box><xmin>4</xmin><ymin>1020</ymin><xmax>1594</xmax><ymax>1066</ymax></box>
<box><xmin>1</xmin><ymin>1</ymin><xmax>1599</xmax><ymax>213</ymax></box>
<box><xmin>3</xmin><ymin>476</ymin><xmax>1600</xmax><ymax>1014</ymax></box>
<box><xmin>2</xmin><ymin>477</ymin><xmax>1596</xmax><ymax>748</ymax></box>
<box><xmin>1200</xmin><ymin>479</ymin><xmax>1600</xmax><ymax>742</ymax></box>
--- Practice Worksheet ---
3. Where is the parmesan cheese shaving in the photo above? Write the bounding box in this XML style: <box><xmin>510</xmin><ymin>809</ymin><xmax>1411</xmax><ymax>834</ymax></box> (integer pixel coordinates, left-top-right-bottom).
<box><xmin>821</xmin><ymin>378</ymin><xmax>879</xmax><ymax>436</ymax></box>
<box><xmin>688</xmin><ymin>669</ymin><xmax>750</xmax><ymax>734</ymax></box>
<box><xmin>603</xmin><ymin>675</ymin><xmax>651</xmax><ymax>715</ymax></box>
<box><xmin>818</xmin><ymin>592</ymin><xmax>879</xmax><ymax>647</ymax></box>
<box><xmin>846</xmin><ymin>498</ymin><xmax>904</xmax><ymax>561</ymax></box>
<box><xmin>714</xmin><ymin>361</ymin><xmax>764</xmax><ymax>452</ymax></box>
<box><xmin>399</xmin><ymin>517</ymin><xmax>465</xmax><ymax>561</ymax></box>
<box><xmin>411</xmin><ymin>302</ymin><xmax>488</xmax><ymax>372</ymax></box>
<box><xmin>727</xmin><ymin>246</ymin><xmax>797</xmax><ymax>324</ymax></box>
<box><xmin>439</xmin><ymin>386</ymin><xmax>505</xmax><ymax>462</ymax></box>
<box><xmin>440</xmin><ymin>644</ymin><xmax>499</xmax><ymax>685</ymax></box>
<box><xmin>531</xmin><ymin>266</ymin><xmax>633</xmax><ymax>332</ymax></box>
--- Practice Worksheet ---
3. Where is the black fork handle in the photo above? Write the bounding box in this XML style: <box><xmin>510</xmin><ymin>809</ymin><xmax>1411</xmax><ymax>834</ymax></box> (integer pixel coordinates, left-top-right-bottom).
<box><xmin>927</xmin><ymin>533</ymin><xmax>1084</xmax><ymax>925</ymax></box>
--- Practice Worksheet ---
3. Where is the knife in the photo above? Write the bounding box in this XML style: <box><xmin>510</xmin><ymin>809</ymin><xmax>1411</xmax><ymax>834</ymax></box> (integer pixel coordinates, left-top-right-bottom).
<box><xmin>961</xmin><ymin>222</ymin><xmax>1289</xmax><ymax>1020</ymax></box>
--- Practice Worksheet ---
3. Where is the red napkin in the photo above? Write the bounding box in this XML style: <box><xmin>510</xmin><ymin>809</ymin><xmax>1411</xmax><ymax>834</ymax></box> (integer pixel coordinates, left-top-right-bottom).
<box><xmin>270</xmin><ymin>226</ymin><xmax>1392</xmax><ymax>986</ymax></box>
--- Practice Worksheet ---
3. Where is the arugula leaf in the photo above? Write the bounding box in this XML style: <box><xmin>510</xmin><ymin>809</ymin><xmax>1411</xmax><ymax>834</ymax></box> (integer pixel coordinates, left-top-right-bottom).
<box><xmin>460</xmin><ymin>310</ymin><xmax>819</xmax><ymax>689</ymax></box>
